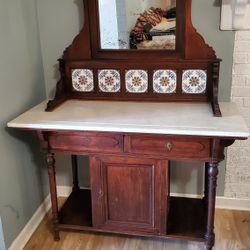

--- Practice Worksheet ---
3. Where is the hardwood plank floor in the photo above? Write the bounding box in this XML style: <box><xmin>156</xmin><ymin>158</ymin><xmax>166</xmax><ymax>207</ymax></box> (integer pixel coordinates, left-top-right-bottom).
<box><xmin>24</xmin><ymin>198</ymin><xmax>250</xmax><ymax>250</ymax></box>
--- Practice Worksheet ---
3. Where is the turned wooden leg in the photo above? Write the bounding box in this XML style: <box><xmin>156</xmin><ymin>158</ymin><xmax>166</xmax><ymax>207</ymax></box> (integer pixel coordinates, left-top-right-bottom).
<box><xmin>205</xmin><ymin>162</ymin><xmax>219</xmax><ymax>250</ymax></box>
<box><xmin>71</xmin><ymin>155</ymin><xmax>80</xmax><ymax>192</ymax></box>
<box><xmin>47</xmin><ymin>153</ymin><xmax>60</xmax><ymax>241</ymax></box>
<box><xmin>203</xmin><ymin>163</ymin><xmax>209</xmax><ymax>203</ymax></box>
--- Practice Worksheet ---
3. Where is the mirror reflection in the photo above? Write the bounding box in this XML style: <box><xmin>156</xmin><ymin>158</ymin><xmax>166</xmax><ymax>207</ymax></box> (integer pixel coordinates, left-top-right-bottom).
<box><xmin>98</xmin><ymin>0</ymin><xmax>176</xmax><ymax>50</ymax></box>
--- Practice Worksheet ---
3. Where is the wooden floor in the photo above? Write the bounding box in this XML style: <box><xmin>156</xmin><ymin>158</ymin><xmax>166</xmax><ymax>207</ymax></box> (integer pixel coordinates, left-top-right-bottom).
<box><xmin>24</xmin><ymin>198</ymin><xmax>250</xmax><ymax>250</ymax></box>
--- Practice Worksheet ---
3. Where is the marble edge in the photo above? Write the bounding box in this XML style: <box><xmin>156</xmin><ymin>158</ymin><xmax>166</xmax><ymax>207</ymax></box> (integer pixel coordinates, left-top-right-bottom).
<box><xmin>6</xmin><ymin>122</ymin><xmax>250</xmax><ymax>139</ymax></box>
<box><xmin>6</xmin><ymin>100</ymin><xmax>250</xmax><ymax>139</ymax></box>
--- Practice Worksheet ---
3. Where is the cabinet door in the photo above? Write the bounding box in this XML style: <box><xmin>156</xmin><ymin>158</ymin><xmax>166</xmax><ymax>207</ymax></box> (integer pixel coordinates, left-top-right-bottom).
<box><xmin>90</xmin><ymin>155</ymin><xmax>168</xmax><ymax>235</ymax></box>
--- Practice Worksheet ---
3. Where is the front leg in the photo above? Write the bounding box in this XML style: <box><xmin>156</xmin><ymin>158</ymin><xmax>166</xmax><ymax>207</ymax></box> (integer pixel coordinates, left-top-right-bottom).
<box><xmin>204</xmin><ymin>162</ymin><xmax>219</xmax><ymax>250</ymax></box>
<box><xmin>203</xmin><ymin>162</ymin><xmax>209</xmax><ymax>205</ymax></box>
<box><xmin>47</xmin><ymin>153</ymin><xmax>60</xmax><ymax>241</ymax></box>
<box><xmin>71</xmin><ymin>155</ymin><xmax>80</xmax><ymax>192</ymax></box>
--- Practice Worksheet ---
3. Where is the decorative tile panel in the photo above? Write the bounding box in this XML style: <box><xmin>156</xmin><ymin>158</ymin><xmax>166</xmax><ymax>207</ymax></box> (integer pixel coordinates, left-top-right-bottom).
<box><xmin>72</xmin><ymin>69</ymin><xmax>94</xmax><ymax>92</ymax></box>
<box><xmin>98</xmin><ymin>70</ymin><xmax>121</xmax><ymax>92</ymax></box>
<box><xmin>182</xmin><ymin>70</ymin><xmax>207</xmax><ymax>94</ymax></box>
<box><xmin>125</xmin><ymin>70</ymin><xmax>148</xmax><ymax>93</ymax></box>
<box><xmin>153</xmin><ymin>70</ymin><xmax>177</xmax><ymax>93</ymax></box>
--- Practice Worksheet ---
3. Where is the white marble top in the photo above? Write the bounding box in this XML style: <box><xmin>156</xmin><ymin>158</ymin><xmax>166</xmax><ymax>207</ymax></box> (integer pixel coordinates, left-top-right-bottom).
<box><xmin>7</xmin><ymin>100</ymin><xmax>249</xmax><ymax>138</ymax></box>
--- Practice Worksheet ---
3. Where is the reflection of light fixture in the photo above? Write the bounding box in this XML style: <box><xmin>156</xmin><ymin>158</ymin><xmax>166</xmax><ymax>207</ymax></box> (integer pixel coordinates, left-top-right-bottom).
<box><xmin>221</xmin><ymin>0</ymin><xmax>250</xmax><ymax>30</ymax></box>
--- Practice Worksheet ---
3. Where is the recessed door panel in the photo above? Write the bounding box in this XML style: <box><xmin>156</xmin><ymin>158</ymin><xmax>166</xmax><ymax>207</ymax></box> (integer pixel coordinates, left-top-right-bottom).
<box><xmin>90</xmin><ymin>155</ymin><xmax>168</xmax><ymax>234</ymax></box>
<box><xmin>105</xmin><ymin>163</ymin><xmax>153</xmax><ymax>224</ymax></box>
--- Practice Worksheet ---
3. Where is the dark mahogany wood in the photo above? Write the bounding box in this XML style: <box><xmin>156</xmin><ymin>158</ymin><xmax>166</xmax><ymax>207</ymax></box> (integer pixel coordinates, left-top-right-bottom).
<box><xmin>125</xmin><ymin>134</ymin><xmax>210</xmax><ymax>159</ymax></box>
<box><xmin>56</xmin><ymin>190</ymin><xmax>208</xmax><ymax>242</ymax></box>
<box><xmin>46</xmin><ymin>153</ymin><xmax>60</xmax><ymax>241</ymax></box>
<box><xmin>205</xmin><ymin>162</ymin><xmax>218</xmax><ymax>250</ymax></box>
<box><xmin>45</xmin><ymin>0</ymin><xmax>222</xmax><ymax>116</ymax></box>
<box><xmin>63</xmin><ymin>2</ymin><xmax>91</xmax><ymax>61</ymax></box>
<box><xmin>36</xmin><ymin>130</ymin><xmax>49</xmax><ymax>151</ymax></box>
<box><xmin>167</xmin><ymin>197</ymin><xmax>206</xmax><ymax>240</ymax></box>
<box><xmin>71</xmin><ymin>155</ymin><xmax>80</xmax><ymax>192</ymax></box>
<box><xmin>204</xmin><ymin>162</ymin><xmax>209</xmax><ymax>204</ymax></box>
<box><xmin>39</xmin><ymin>129</ymin><xmax>243</xmax><ymax>249</ymax></box>
<box><xmin>211</xmin><ymin>62</ymin><xmax>222</xmax><ymax>117</ymax></box>
<box><xmin>46</xmin><ymin>59</ymin><xmax>67</xmax><ymax>112</ymax></box>
<box><xmin>48</xmin><ymin>131</ymin><xmax>123</xmax><ymax>154</ymax></box>
<box><xmin>90</xmin><ymin>155</ymin><xmax>168</xmax><ymax>235</ymax></box>
<box><xmin>45</xmin><ymin>131</ymin><xmax>231</xmax><ymax>163</ymax></box>
<box><xmin>204</xmin><ymin>139</ymin><xmax>221</xmax><ymax>250</ymax></box>
<box><xmin>59</xmin><ymin>189</ymin><xmax>92</xmax><ymax>227</ymax></box>
<box><xmin>183</xmin><ymin>0</ymin><xmax>216</xmax><ymax>60</ymax></box>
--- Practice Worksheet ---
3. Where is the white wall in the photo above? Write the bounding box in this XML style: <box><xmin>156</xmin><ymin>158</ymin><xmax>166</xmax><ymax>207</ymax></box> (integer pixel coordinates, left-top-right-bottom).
<box><xmin>225</xmin><ymin>31</ymin><xmax>250</xmax><ymax>199</ymax></box>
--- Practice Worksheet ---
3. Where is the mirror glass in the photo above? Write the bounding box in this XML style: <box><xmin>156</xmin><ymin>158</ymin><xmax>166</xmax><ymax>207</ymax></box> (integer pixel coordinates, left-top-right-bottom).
<box><xmin>98</xmin><ymin>0</ymin><xmax>176</xmax><ymax>50</ymax></box>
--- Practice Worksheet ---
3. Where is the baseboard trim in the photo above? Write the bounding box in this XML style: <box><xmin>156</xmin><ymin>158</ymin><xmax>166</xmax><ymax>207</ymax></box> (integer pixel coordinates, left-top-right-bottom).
<box><xmin>8</xmin><ymin>186</ymin><xmax>250</xmax><ymax>250</ymax></box>
<box><xmin>8</xmin><ymin>195</ymin><xmax>51</xmax><ymax>250</ymax></box>
<box><xmin>56</xmin><ymin>186</ymin><xmax>250</xmax><ymax>211</ymax></box>
<box><xmin>168</xmin><ymin>192</ymin><xmax>250</xmax><ymax>211</ymax></box>
<box><xmin>215</xmin><ymin>196</ymin><xmax>250</xmax><ymax>211</ymax></box>
<box><xmin>57</xmin><ymin>185</ymin><xmax>72</xmax><ymax>197</ymax></box>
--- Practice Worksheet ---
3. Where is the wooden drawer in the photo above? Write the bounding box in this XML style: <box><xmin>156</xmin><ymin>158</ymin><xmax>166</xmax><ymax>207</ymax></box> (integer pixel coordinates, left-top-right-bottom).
<box><xmin>125</xmin><ymin>135</ymin><xmax>210</xmax><ymax>159</ymax></box>
<box><xmin>48</xmin><ymin>132</ymin><xmax>123</xmax><ymax>153</ymax></box>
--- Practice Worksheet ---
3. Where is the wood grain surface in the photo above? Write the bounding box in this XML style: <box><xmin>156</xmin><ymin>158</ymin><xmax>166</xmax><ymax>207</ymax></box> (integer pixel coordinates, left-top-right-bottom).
<box><xmin>24</xmin><ymin>198</ymin><xmax>250</xmax><ymax>250</ymax></box>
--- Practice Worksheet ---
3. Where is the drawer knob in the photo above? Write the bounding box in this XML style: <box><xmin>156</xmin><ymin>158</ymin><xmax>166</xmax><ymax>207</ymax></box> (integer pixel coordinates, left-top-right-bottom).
<box><xmin>165</xmin><ymin>142</ymin><xmax>173</xmax><ymax>151</ymax></box>
<box><xmin>98</xmin><ymin>189</ymin><xmax>104</xmax><ymax>198</ymax></box>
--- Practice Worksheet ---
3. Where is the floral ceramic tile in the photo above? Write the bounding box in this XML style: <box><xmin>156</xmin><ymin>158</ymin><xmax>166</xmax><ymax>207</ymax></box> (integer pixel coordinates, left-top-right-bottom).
<box><xmin>182</xmin><ymin>70</ymin><xmax>207</xmax><ymax>94</ymax></box>
<box><xmin>125</xmin><ymin>70</ymin><xmax>148</xmax><ymax>93</ymax></box>
<box><xmin>98</xmin><ymin>70</ymin><xmax>121</xmax><ymax>92</ymax></box>
<box><xmin>72</xmin><ymin>69</ymin><xmax>94</xmax><ymax>92</ymax></box>
<box><xmin>153</xmin><ymin>70</ymin><xmax>177</xmax><ymax>93</ymax></box>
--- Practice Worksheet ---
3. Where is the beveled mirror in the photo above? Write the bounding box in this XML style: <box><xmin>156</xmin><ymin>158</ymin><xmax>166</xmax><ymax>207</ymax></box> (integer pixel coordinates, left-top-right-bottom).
<box><xmin>98</xmin><ymin>0</ymin><xmax>176</xmax><ymax>50</ymax></box>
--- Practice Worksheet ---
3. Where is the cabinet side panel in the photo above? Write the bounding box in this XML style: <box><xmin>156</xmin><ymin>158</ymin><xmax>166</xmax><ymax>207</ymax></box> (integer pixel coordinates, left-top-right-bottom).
<box><xmin>157</xmin><ymin>160</ymin><xmax>169</xmax><ymax>235</ymax></box>
<box><xmin>90</xmin><ymin>156</ymin><xmax>105</xmax><ymax>227</ymax></box>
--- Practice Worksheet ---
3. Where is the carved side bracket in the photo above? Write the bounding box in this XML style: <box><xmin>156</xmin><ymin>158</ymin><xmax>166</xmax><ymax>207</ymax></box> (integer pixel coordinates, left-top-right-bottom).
<box><xmin>63</xmin><ymin>0</ymin><xmax>91</xmax><ymax>61</ymax></box>
<box><xmin>184</xmin><ymin>0</ymin><xmax>216</xmax><ymax>59</ymax></box>
<box><xmin>46</xmin><ymin>59</ymin><xmax>67</xmax><ymax>112</ymax></box>
<box><xmin>210</xmin><ymin>139</ymin><xmax>221</xmax><ymax>163</ymax></box>
<box><xmin>211</xmin><ymin>61</ymin><xmax>222</xmax><ymax>117</ymax></box>
<box><xmin>218</xmin><ymin>139</ymin><xmax>236</xmax><ymax>161</ymax></box>
<box><xmin>36</xmin><ymin>131</ymin><xmax>49</xmax><ymax>152</ymax></box>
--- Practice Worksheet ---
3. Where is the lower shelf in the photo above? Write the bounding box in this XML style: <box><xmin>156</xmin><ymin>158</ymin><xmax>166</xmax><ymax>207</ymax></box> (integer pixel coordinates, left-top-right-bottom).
<box><xmin>59</xmin><ymin>189</ymin><xmax>92</xmax><ymax>227</ymax></box>
<box><xmin>167</xmin><ymin>197</ymin><xmax>207</xmax><ymax>241</ymax></box>
<box><xmin>58</xmin><ymin>190</ymin><xmax>206</xmax><ymax>242</ymax></box>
